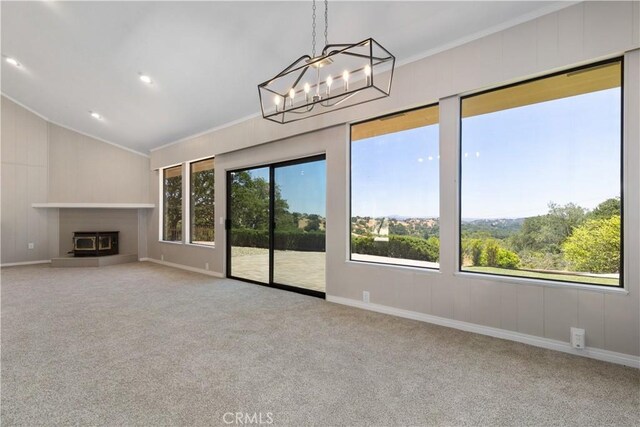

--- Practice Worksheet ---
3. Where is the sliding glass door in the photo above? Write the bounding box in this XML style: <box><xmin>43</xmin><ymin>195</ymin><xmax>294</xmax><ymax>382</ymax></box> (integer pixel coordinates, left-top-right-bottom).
<box><xmin>227</xmin><ymin>155</ymin><xmax>326</xmax><ymax>296</ymax></box>
<box><xmin>227</xmin><ymin>166</ymin><xmax>270</xmax><ymax>284</ymax></box>
<box><xmin>273</xmin><ymin>158</ymin><xmax>326</xmax><ymax>292</ymax></box>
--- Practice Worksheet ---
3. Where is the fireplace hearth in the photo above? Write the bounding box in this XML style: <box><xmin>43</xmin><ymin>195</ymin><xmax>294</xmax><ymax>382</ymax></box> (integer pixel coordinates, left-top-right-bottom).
<box><xmin>73</xmin><ymin>231</ymin><xmax>119</xmax><ymax>257</ymax></box>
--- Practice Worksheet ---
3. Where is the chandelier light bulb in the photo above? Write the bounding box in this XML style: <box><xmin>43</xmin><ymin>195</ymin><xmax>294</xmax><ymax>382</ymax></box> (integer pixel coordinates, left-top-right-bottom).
<box><xmin>304</xmin><ymin>83</ymin><xmax>311</xmax><ymax>102</ymax></box>
<box><xmin>343</xmin><ymin>70</ymin><xmax>349</xmax><ymax>91</ymax></box>
<box><xmin>326</xmin><ymin>75</ymin><xmax>333</xmax><ymax>96</ymax></box>
<box><xmin>364</xmin><ymin>64</ymin><xmax>372</xmax><ymax>85</ymax></box>
<box><xmin>274</xmin><ymin>95</ymin><xmax>282</xmax><ymax>112</ymax></box>
<box><xmin>289</xmin><ymin>88</ymin><xmax>296</xmax><ymax>107</ymax></box>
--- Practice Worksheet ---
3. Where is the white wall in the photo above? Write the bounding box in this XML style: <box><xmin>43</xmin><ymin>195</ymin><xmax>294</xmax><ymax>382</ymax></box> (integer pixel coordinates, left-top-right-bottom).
<box><xmin>1</xmin><ymin>97</ymin><xmax>56</xmax><ymax>264</ymax></box>
<box><xmin>1</xmin><ymin>96</ymin><xmax>151</xmax><ymax>264</ymax></box>
<box><xmin>48</xmin><ymin>123</ymin><xmax>150</xmax><ymax>203</ymax></box>
<box><xmin>147</xmin><ymin>2</ymin><xmax>638</xmax><ymax>359</ymax></box>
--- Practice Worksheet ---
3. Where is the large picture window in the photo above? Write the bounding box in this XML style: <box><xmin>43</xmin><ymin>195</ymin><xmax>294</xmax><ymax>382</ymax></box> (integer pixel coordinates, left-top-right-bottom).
<box><xmin>190</xmin><ymin>157</ymin><xmax>215</xmax><ymax>245</ymax></box>
<box><xmin>350</xmin><ymin>104</ymin><xmax>440</xmax><ymax>269</ymax></box>
<box><xmin>460</xmin><ymin>59</ymin><xmax>622</xmax><ymax>286</ymax></box>
<box><xmin>162</xmin><ymin>165</ymin><xmax>183</xmax><ymax>242</ymax></box>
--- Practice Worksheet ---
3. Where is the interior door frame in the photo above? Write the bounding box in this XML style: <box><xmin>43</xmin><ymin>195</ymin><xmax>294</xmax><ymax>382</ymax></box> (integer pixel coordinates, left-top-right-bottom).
<box><xmin>226</xmin><ymin>154</ymin><xmax>326</xmax><ymax>299</ymax></box>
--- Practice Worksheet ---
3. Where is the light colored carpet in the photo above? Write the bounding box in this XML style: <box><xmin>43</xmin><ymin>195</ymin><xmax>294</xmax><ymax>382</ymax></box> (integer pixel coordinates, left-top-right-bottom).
<box><xmin>1</xmin><ymin>262</ymin><xmax>638</xmax><ymax>426</ymax></box>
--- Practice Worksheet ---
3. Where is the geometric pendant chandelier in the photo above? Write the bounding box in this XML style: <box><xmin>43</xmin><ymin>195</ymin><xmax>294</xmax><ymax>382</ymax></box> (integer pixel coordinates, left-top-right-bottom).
<box><xmin>258</xmin><ymin>0</ymin><xmax>395</xmax><ymax>124</ymax></box>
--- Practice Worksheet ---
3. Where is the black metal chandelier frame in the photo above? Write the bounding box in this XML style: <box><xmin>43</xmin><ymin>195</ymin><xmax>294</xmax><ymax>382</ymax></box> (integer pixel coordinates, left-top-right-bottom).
<box><xmin>257</xmin><ymin>0</ymin><xmax>395</xmax><ymax>124</ymax></box>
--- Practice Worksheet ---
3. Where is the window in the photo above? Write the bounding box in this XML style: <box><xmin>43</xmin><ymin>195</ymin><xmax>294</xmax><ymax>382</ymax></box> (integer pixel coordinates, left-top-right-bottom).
<box><xmin>350</xmin><ymin>104</ymin><xmax>440</xmax><ymax>269</ymax></box>
<box><xmin>460</xmin><ymin>59</ymin><xmax>622</xmax><ymax>287</ymax></box>
<box><xmin>162</xmin><ymin>165</ymin><xmax>183</xmax><ymax>242</ymax></box>
<box><xmin>190</xmin><ymin>157</ymin><xmax>215</xmax><ymax>245</ymax></box>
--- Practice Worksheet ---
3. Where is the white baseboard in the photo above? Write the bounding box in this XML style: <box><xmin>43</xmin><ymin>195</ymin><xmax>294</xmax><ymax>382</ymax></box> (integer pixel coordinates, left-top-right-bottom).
<box><xmin>326</xmin><ymin>295</ymin><xmax>640</xmax><ymax>368</ymax></box>
<box><xmin>140</xmin><ymin>257</ymin><xmax>224</xmax><ymax>278</ymax></box>
<box><xmin>1</xmin><ymin>260</ymin><xmax>51</xmax><ymax>267</ymax></box>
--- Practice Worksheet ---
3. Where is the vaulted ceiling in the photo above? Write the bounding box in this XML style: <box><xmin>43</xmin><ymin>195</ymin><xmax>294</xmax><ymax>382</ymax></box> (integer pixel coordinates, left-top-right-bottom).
<box><xmin>1</xmin><ymin>1</ymin><xmax>571</xmax><ymax>154</ymax></box>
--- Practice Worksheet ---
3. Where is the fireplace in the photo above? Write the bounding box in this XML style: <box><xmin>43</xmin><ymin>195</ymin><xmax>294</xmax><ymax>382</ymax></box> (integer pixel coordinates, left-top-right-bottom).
<box><xmin>73</xmin><ymin>231</ymin><xmax>119</xmax><ymax>257</ymax></box>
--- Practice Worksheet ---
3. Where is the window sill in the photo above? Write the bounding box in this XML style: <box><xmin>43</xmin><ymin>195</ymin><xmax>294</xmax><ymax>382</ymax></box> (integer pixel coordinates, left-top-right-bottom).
<box><xmin>454</xmin><ymin>271</ymin><xmax>628</xmax><ymax>294</ymax></box>
<box><xmin>186</xmin><ymin>243</ymin><xmax>216</xmax><ymax>249</ymax></box>
<box><xmin>345</xmin><ymin>259</ymin><xmax>441</xmax><ymax>275</ymax></box>
<box><xmin>158</xmin><ymin>240</ymin><xmax>183</xmax><ymax>245</ymax></box>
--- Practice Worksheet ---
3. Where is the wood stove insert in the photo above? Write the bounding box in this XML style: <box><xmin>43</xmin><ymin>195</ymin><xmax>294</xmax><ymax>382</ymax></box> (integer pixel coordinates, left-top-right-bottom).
<box><xmin>73</xmin><ymin>231</ymin><xmax>119</xmax><ymax>257</ymax></box>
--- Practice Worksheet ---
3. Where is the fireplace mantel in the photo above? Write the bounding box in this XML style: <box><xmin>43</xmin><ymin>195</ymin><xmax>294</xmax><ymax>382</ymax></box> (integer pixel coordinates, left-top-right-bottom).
<box><xmin>32</xmin><ymin>203</ymin><xmax>155</xmax><ymax>209</ymax></box>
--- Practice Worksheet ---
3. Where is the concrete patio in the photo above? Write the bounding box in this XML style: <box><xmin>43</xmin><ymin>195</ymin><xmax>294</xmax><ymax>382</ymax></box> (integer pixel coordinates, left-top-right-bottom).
<box><xmin>230</xmin><ymin>247</ymin><xmax>326</xmax><ymax>292</ymax></box>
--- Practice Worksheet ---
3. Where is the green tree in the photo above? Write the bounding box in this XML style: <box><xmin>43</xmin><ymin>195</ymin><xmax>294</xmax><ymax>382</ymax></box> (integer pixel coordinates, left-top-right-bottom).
<box><xmin>389</xmin><ymin>222</ymin><xmax>408</xmax><ymax>235</ymax></box>
<box><xmin>304</xmin><ymin>214</ymin><xmax>321</xmax><ymax>232</ymax></box>
<box><xmin>470</xmin><ymin>239</ymin><xmax>484</xmax><ymax>266</ymax></box>
<box><xmin>588</xmin><ymin>197</ymin><xmax>621</xmax><ymax>220</ymax></box>
<box><xmin>229</xmin><ymin>171</ymin><xmax>271</xmax><ymax>230</ymax></box>
<box><xmin>563</xmin><ymin>216</ymin><xmax>620</xmax><ymax>273</ymax></box>
<box><xmin>164</xmin><ymin>174</ymin><xmax>182</xmax><ymax>240</ymax></box>
<box><xmin>230</xmin><ymin>171</ymin><xmax>291</xmax><ymax>232</ymax></box>
<box><xmin>191</xmin><ymin>167</ymin><xmax>215</xmax><ymax>241</ymax></box>
<box><xmin>509</xmin><ymin>202</ymin><xmax>586</xmax><ymax>263</ymax></box>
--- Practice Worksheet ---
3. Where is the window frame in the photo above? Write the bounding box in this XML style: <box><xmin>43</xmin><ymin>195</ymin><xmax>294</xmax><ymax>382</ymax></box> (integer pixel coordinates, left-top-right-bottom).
<box><xmin>159</xmin><ymin>163</ymin><xmax>185</xmax><ymax>243</ymax></box>
<box><xmin>188</xmin><ymin>156</ymin><xmax>216</xmax><ymax>247</ymax></box>
<box><xmin>457</xmin><ymin>57</ymin><xmax>625</xmax><ymax>289</ymax></box>
<box><xmin>349</xmin><ymin>102</ymin><xmax>441</xmax><ymax>271</ymax></box>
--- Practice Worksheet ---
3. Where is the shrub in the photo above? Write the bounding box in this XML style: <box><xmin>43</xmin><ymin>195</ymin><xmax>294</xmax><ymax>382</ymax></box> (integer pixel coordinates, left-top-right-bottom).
<box><xmin>231</xmin><ymin>228</ymin><xmax>326</xmax><ymax>252</ymax></box>
<box><xmin>351</xmin><ymin>236</ymin><xmax>388</xmax><ymax>257</ymax></box>
<box><xmin>563</xmin><ymin>216</ymin><xmax>620</xmax><ymax>273</ymax></box>
<box><xmin>275</xmin><ymin>230</ymin><xmax>325</xmax><ymax>251</ymax></box>
<box><xmin>496</xmin><ymin>248</ymin><xmax>520</xmax><ymax>269</ymax></box>
<box><xmin>352</xmin><ymin>235</ymin><xmax>439</xmax><ymax>262</ymax></box>
<box><xmin>484</xmin><ymin>239</ymin><xmax>500</xmax><ymax>267</ymax></box>
<box><xmin>471</xmin><ymin>239</ymin><xmax>484</xmax><ymax>266</ymax></box>
<box><xmin>230</xmin><ymin>228</ymin><xmax>269</xmax><ymax>248</ymax></box>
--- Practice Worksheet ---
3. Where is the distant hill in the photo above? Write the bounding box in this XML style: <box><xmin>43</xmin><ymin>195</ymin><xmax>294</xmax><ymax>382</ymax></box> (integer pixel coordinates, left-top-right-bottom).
<box><xmin>352</xmin><ymin>216</ymin><xmax>525</xmax><ymax>240</ymax></box>
<box><xmin>460</xmin><ymin>218</ymin><xmax>524</xmax><ymax>239</ymax></box>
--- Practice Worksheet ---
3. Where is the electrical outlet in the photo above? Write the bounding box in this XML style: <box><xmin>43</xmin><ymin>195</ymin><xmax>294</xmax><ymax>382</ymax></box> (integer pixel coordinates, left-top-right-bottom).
<box><xmin>205</xmin><ymin>262</ymin><xmax>210</xmax><ymax>270</ymax></box>
<box><xmin>161</xmin><ymin>254</ymin><xmax>164</xmax><ymax>261</ymax></box>
<box><xmin>363</xmin><ymin>291</ymin><xmax>370</xmax><ymax>303</ymax></box>
<box><xmin>571</xmin><ymin>327</ymin><xmax>585</xmax><ymax>349</ymax></box>
<box><xmin>28</xmin><ymin>242</ymin><xmax>34</xmax><ymax>249</ymax></box>
<box><xmin>220</xmin><ymin>217</ymin><xmax>224</xmax><ymax>225</ymax></box>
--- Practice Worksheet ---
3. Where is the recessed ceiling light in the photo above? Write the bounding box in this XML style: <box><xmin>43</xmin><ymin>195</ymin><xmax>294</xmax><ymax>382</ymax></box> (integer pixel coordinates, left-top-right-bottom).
<box><xmin>90</xmin><ymin>111</ymin><xmax>102</xmax><ymax>120</ymax></box>
<box><xmin>5</xmin><ymin>57</ymin><xmax>21</xmax><ymax>68</ymax></box>
<box><xmin>139</xmin><ymin>74</ymin><xmax>152</xmax><ymax>84</ymax></box>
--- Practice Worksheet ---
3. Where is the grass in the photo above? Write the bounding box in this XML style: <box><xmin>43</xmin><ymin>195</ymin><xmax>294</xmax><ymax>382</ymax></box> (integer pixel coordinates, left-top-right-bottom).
<box><xmin>463</xmin><ymin>266</ymin><xmax>619</xmax><ymax>286</ymax></box>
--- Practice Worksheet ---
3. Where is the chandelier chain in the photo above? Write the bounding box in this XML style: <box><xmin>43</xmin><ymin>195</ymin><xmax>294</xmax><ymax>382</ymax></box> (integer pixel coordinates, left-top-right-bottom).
<box><xmin>324</xmin><ymin>0</ymin><xmax>328</xmax><ymax>46</ymax></box>
<box><xmin>311</xmin><ymin>0</ymin><xmax>317</xmax><ymax>57</ymax></box>
<box><xmin>311</xmin><ymin>0</ymin><xmax>328</xmax><ymax>57</ymax></box>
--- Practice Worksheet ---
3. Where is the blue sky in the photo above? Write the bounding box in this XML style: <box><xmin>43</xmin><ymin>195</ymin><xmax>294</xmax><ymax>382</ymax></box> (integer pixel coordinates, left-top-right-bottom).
<box><xmin>246</xmin><ymin>160</ymin><xmax>327</xmax><ymax>216</ymax></box>
<box><xmin>352</xmin><ymin>125</ymin><xmax>440</xmax><ymax>218</ymax></box>
<box><xmin>352</xmin><ymin>88</ymin><xmax>621</xmax><ymax>219</ymax></box>
<box><xmin>275</xmin><ymin>160</ymin><xmax>326</xmax><ymax>215</ymax></box>
<box><xmin>242</xmin><ymin>88</ymin><xmax>620</xmax><ymax>220</ymax></box>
